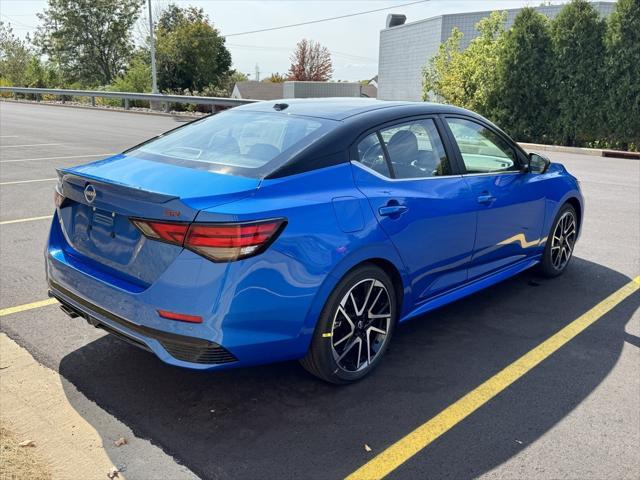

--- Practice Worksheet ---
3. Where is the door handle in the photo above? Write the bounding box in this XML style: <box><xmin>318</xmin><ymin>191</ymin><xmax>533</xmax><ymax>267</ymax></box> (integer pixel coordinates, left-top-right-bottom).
<box><xmin>379</xmin><ymin>205</ymin><xmax>408</xmax><ymax>217</ymax></box>
<box><xmin>477</xmin><ymin>193</ymin><xmax>496</xmax><ymax>205</ymax></box>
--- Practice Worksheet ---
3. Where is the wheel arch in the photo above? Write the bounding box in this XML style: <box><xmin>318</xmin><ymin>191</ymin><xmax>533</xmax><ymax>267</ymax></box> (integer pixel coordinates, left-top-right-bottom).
<box><xmin>564</xmin><ymin>196</ymin><xmax>583</xmax><ymax>234</ymax></box>
<box><xmin>300</xmin><ymin>247</ymin><xmax>410</xmax><ymax>342</ymax></box>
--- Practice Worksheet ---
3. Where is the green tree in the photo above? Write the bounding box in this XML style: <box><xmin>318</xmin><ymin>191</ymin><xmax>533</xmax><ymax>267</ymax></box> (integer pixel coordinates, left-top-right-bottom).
<box><xmin>550</xmin><ymin>0</ymin><xmax>607</xmax><ymax>145</ymax></box>
<box><xmin>34</xmin><ymin>0</ymin><xmax>143</xmax><ymax>86</ymax></box>
<box><xmin>422</xmin><ymin>11</ymin><xmax>507</xmax><ymax>117</ymax></box>
<box><xmin>422</xmin><ymin>28</ymin><xmax>468</xmax><ymax>105</ymax></box>
<box><xmin>0</xmin><ymin>22</ymin><xmax>32</xmax><ymax>85</ymax></box>
<box><xmin>155</xmin><ymin>5</ymin><xmax>232</xmax><ymax>93</ymax></box>
<box><xmin>605</xmin><ymin>0</ymin><xmax>640</xmax><ymax>149</ymax></box>
<box><xmin>24</xmin><ymin>56</ymin><xmax>60</xmax><ymax>88</ymax></box>
<box><xmin>265</xmin><ymin>72</ymin><xmax>286</xmax><ymax>83</ymax></box>
<box><xmin>110</xmin><ymin>56</ymin><xmax>151</xmax><ymax>93</ymax></box>
<box><xmin>490</xmin><ymin>8</ymin><xmax>555</xmax><ymax>142</ymax></box>
<box><xmin>216</xmin><ymin>70</ymin><xmax>249</xmax><ymax>96</ymax></box>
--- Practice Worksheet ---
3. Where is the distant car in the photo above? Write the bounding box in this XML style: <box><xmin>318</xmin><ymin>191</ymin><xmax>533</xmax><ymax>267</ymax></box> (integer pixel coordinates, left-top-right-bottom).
<box><xmin>46</xmin><ymin>99</ymin><xmax>583</xmax><ymax>383</ymax></box>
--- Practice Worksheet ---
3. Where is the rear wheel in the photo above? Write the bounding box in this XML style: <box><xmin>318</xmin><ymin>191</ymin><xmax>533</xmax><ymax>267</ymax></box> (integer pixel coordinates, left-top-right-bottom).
<box><xmin>539</xmin><ymin>204</ymin><xmax>577</xmax><ymax>277</ymax></box>
<box><xmin>300</xmin><ymin>264</ymin><xmax>397</xmax><ymax>384</ymax></box>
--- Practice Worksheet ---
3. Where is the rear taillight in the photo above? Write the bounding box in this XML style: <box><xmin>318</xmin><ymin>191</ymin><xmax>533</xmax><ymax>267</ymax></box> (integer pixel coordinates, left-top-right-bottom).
<box><xmin>131</xmin><ymin>219</ymin><xmax>189</xmax><ymax>244</ymax></box>
<box><xmin>131</xmin><ymin>218</ymin><xmax>286</xmax><ymax>262</ymax></box>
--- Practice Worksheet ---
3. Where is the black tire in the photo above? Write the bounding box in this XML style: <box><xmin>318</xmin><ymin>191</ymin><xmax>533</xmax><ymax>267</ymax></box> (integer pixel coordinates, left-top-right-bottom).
<box><xmin>539</xmin><ymin>203</ymin><xmax>578</xmax><ymax>278</ymax></box>
<box><xmin>300</xmin><ymin>264</ymin><xmax>397</xmax><ymax>384</ymax></box>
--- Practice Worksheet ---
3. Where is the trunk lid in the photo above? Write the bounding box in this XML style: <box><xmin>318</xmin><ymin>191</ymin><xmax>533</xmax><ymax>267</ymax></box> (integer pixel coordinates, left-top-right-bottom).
<box><xmin>56</xmin><ymin>153</ymin><xmax>260</xmax><ymax>287</ymax></box>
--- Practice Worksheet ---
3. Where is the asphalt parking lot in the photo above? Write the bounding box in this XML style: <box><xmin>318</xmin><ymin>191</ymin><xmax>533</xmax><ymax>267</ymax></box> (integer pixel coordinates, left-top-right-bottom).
<box><xmin>1</xmin><ymin>101</ymin><xmax>638</xmax><ymax>479</ymax></box>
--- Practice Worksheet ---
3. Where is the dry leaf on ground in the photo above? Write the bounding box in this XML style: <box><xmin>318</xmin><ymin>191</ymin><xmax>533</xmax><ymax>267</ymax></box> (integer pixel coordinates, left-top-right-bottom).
<box><xmin>114</xmin><ymin>437</ymin><xmax>127</xmax><ymax>447</ymax></box>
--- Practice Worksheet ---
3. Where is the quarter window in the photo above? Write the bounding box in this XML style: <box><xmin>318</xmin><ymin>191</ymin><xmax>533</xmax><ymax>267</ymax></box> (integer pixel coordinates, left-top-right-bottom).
<box><xmin>446</xmin><ymin>118</ymin><xmax>520</xmax><ymax>174</ymax></box>
<box><xmin>356</xmin><ymin>133</ymin><xmax>391</xmax><ymax>177</ymax></box>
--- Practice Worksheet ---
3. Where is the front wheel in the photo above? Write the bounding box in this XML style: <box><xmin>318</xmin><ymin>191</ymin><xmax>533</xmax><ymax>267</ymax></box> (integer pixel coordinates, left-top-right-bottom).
<box><xmin>300</xmin><ymin>264</ymin><xmax>397</xmax><ymax>384</ymax></box>
<box><xmin>539</xmin><ymin>204</ymin><xmax>578</xmax><ymax>277</ymax></box>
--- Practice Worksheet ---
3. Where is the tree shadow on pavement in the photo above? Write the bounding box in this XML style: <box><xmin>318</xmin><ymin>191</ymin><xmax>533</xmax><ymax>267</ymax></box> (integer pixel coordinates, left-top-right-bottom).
<box><xmin>59</xmin><ymin>257</ymin><xmax>639</xmax><ymax>479</ymax></box>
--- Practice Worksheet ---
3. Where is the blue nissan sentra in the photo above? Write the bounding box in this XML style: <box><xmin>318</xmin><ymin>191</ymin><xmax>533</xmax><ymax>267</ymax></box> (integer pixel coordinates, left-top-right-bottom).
<box><xmin>46</xmin><ymin>98</ymin><xmax>582</xmax><ymax>383</ymax></box>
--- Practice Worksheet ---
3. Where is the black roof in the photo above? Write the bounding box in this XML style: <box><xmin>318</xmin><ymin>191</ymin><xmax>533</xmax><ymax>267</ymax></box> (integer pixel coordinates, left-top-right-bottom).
<box><xmin>235</xmin><ymin>97</ymin><xmax>472</xmax><ymax>122</ymax></box>
<box><xmin>231</xmin><ymin>97</ymin><xmax>509</xmax><ymax>179</ymax></box>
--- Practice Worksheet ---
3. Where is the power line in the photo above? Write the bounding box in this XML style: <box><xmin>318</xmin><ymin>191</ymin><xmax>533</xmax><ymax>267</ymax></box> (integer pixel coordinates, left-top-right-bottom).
<box><xmin>0</xmin><ymin>14</ymin><xmax>38</xmax><ymax>29</ymax></box>
<box><xmin>2</xmin><ymin>1</ymin><xmax>430</xmax><ymax>38</ymax></box>
<box><xmin>224</xmin><ymin>0</ymin><xmax>430</xmax><ymax>37</ymax></box>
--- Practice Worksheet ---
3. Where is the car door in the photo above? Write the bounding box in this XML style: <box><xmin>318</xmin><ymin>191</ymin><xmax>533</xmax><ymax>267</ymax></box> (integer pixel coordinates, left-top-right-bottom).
<box><xmin>351</xmin><ymin>116</ymin><xmax>477</xmax><ymax>304</ymax></box>
<box><xmin>442</xmin><ymin>116</ymin><xmax>546</xmax><ymax>280</ymax></box>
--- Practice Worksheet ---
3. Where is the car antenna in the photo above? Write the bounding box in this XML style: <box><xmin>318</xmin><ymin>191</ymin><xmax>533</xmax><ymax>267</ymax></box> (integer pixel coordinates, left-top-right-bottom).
<box><xmin>273</xmin><ymin>103</ymin><xmax>289</xmax><ymax>111</ymax></box>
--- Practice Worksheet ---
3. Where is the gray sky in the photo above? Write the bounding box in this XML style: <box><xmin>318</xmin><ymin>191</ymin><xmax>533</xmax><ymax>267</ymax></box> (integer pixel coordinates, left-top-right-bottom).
<box><xmin>1</xmin><ymin>0</ymin><xmax>581</xmax><ymax>81</ymax></box>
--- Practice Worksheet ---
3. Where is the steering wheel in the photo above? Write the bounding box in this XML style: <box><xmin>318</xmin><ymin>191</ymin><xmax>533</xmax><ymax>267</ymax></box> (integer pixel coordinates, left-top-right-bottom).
<box><xmin>361</xmin><ymin>143</ymin><xmax>385</xmax><ymax>171</ymax></box>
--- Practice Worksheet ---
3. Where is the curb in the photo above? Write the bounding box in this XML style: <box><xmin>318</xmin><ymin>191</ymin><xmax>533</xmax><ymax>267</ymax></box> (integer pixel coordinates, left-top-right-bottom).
<box><xmin>519</xmin><ymin>142</ymin><xmax>639</xmax><ymax>160</ymax></box>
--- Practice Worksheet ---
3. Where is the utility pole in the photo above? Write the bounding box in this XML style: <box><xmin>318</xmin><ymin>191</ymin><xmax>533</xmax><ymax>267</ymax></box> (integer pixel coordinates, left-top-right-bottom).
<box><xmin>148</xmin><ymin>0</ymin><xmax>158</xmax><ymax>93</ymax></box>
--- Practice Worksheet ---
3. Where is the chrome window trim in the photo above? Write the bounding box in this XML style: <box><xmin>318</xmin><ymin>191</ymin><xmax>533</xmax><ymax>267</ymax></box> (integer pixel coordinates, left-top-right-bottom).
<box><xmin>350</xmin><ymin>160</ymin><xmax>462</xmax><ymax>182</ymax></box>
<box><xmin>460</xmin><ymin>170</ymin><xmax>525</xmax><ymax>178</ymax></box>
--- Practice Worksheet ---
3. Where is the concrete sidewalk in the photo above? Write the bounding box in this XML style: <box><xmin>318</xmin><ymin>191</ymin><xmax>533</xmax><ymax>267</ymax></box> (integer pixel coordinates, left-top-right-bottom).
<box><xmin>0</xmin><ymin>333</ymin><xmax>199</xmax><ymax>480</ymax></box>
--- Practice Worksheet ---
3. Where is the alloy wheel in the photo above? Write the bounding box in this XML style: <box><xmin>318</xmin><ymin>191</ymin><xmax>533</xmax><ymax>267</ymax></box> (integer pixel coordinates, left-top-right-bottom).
<box><xmin>330</xmin><ymin>278</ymin><xmax>392</xmax><ymax>372</ymax></box>
<box><xmin>551</xmin><ymin>211</ymin><xmax>576</xmax><ymax>271</ymax></box>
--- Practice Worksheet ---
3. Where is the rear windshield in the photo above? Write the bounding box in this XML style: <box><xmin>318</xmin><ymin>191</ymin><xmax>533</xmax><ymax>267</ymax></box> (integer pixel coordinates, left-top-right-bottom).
<box><xmin>129</xmin><ymin>110</ymin><xmax>338</xmax><ymax>177</ymax></box>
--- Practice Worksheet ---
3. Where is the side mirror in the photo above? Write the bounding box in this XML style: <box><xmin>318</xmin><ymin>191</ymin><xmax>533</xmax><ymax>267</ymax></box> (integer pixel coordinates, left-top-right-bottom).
<box><xmin>528</xmin><ymin>152</ymin><xmax>550</xmax><ymax>174</ymax></box>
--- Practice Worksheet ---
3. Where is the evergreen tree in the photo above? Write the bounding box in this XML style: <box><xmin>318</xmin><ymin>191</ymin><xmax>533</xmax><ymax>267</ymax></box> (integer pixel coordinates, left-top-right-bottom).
<box><xmin>550</xmin><ymin>0</ymin><xmax>607</xmax><ymax>145</ymax></box>
<box><xmin>605</xmin><ymin>0</ymin><xmax>640</xmax><ymax>149</ymax></box>
<box><xmin>491</xmin><ymin>8</ymin><xmax>554</xmax><ymax>143</ymax></box>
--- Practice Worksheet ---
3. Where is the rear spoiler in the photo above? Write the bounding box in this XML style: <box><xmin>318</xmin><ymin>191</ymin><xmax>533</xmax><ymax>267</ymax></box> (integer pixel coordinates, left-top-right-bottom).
<box><xmin>57</xmin><ymin>169</ymin><xmax>179</xmax><ymax>204</ymax></box>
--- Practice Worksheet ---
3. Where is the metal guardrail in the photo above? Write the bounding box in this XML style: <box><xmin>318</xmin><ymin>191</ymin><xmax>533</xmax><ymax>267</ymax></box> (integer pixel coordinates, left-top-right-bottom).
<box><xmin>0</xmin><ymin>86</ymin><xmax>256</xmax><ymax>111</ymax></box>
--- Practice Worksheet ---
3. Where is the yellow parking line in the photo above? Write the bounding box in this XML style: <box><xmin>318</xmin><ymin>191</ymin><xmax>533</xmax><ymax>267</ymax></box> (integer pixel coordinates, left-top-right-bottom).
<box><xmin>346</xmin><ymin>276</ymin><xmax>640</xmax><ymax>480</ymax></box>
<box><xmin>0</xmin><ymin>215</ymin><xmax>53</xmax><ymax>225</ymax></box>
<box><xmin>0</xmin><ymin>298</ymin><xmax>58</xmax><ymax>317</ymax></box>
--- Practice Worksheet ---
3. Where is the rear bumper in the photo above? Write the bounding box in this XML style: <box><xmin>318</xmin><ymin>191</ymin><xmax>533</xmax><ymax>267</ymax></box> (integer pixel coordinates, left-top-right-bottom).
<box><xmin>49</xmin><ymin>281</ymin><xmax>237</xmax><ymax>366</ymax></box>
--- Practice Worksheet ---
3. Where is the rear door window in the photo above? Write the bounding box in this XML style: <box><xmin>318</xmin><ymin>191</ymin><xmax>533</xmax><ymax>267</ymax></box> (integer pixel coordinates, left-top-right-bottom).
<box><xmin>368</xmin><ymin>118</ymin><xmax>451</xmax><ymax>179</ymax></box>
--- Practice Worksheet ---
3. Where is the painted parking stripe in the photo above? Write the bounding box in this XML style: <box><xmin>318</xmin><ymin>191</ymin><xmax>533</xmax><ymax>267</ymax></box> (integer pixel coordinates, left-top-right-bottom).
<box><xmin>0</xmin><ymin>177</ymin><xmax>57</xmax><ymax>185</ymax></box>
<box><xmin>0</xmin><ymin>215</ymin><xmax>53</xmax><ymax>225</ymax></box>
<box><xmin>0</xmin><ymin>298</ymin><xmax>58</xmax><ymax>317</ymax></box>
<box><xmin>0</xmin><ymin>153</ymin><xmax>115</xmax><ymax>164</ymax></box>
<box><xmin>0</xmin><ymin>143</ymin><xmax>63</xmax><ymax>148</ymax></box>
<box><xmin>346</xmin><ymin>276</ymin><xmax>640</xmax><ymax>480</ymax></box>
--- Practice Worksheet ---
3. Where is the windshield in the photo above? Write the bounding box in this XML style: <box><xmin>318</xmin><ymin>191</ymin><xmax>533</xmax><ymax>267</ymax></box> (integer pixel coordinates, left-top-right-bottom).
<box><xmin>129</xmin><ymin>110</ymin><xmax>338</xmax><ymax>177</ymax></box>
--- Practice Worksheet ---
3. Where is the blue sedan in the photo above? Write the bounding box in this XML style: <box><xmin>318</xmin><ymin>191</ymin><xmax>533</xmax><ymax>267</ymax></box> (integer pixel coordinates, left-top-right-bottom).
<box><xmin>46</xmin><ymin>99</ymin><xmax>582</xmax><ymax>383</ymax></box>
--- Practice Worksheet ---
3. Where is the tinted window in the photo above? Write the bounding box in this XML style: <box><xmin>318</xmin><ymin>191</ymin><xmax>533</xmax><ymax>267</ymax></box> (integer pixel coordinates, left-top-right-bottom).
<box><xmin>379</xmin><ymin>119</ymin><xmax>451</xmax><ymax>179</ymax></box>
<box><xmin>131</xmin><ymin>111</ymin><xmax>336</xmax><ymax>172</ymax></box>
<box><xmin>446</xmin><ymin>118</ymin><xmax>520</xmax><ymax>173</ymax></box>
<box><xmin>356</xmin><ymin>133</ymin><xmax>391</xmax><ymax>177</ymax></box>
